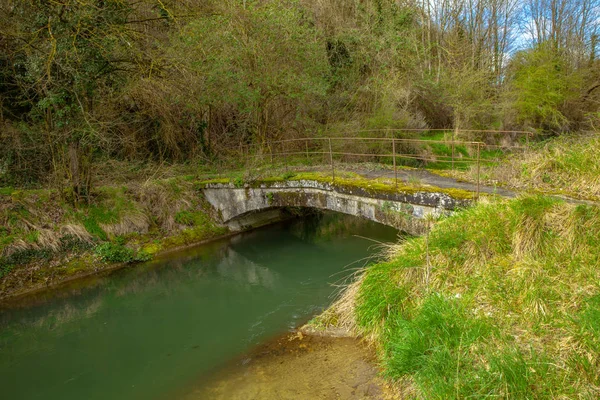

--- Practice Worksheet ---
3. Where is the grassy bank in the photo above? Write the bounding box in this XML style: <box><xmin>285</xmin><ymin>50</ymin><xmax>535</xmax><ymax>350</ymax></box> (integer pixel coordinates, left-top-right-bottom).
<box><xmin>0</xmin><ymin>178</ymin><xmax>228</xmax><ymax>299</ymax></box>
<box><xmin>456</xmin><ymin>133</ymin><xmax>600</xmax><ymax>201</ymax></box>
<box><xmin>320</xmin><ymin>196</ymin><xmax>600</xmax><ymax>398</ymax></box>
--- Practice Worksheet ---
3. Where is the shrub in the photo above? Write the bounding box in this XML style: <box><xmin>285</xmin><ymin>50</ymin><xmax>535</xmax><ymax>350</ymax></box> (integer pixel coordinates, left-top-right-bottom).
<box><xmin>94</xmin><ymin>243</ymin><xmax>135</xmax><ymax>263</ymax></box>
<box><xmin>232</xmin><ymin>176</ymin><xmax>244</xmax><ymax>188</ymax></box>
<box><xmin>0</xmin><ymin>248</ymin><xmax>53</xmax><ymax>278</ymax></box>
<box><xmin>94</xmin><ymin>242</ymin><xmax>152</xmax><ymax>264</ymax></box>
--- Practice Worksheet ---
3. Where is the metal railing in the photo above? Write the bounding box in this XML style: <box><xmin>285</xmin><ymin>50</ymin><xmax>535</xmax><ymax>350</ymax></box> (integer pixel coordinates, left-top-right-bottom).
<box><xmin>227</xmin><ymin>130</ymin><xmax>534</xmax><ymax>199</ymax></box>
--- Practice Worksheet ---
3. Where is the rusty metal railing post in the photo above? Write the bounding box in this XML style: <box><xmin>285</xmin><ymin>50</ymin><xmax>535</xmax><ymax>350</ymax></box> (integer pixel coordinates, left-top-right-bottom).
<box><xmin>328</xmin><ymin>138</ymin><xmax>335</xmax><ymax>183</ymax></box>
<box><xmin>305</xmin><ymin>138</ymin><xmax>309</xmax><ymax>163</ymax></box>
<box><xmin>283</xmin><ymin>141</ymin><xmax>289</xmax><ymax>173</ymax></box>
<box><xmin>452</xmin><ymin>129</ymin><xmax>456</xmax><ymax>171</ymax></box>
<box><xmin>392</xmin><ymin>138</ymin><xmax>397</xmax><ymax>189</ymax></box>
<box><xmin>476</xmin><ymin>142</ymin><xmax>481</xmax><ymax>199</ymax></box>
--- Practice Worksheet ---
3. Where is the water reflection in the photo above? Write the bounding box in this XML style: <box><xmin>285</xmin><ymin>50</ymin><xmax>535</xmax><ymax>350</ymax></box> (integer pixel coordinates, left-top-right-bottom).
<box><xmin>216</xmin><ymin>248</ymin><xmax>279</xmax><ymax>289</ymax></box>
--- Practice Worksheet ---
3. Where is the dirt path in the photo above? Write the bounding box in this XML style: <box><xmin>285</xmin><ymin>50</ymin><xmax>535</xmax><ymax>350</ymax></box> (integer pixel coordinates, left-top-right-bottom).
<box><xmin>292</xmin><ymin>164</ymin><xmax>515</xmax><ymax>198</ymax></box>
<box><xmin>358</xmin><ymin>167</ymin><xmax>516</xmax><ymax>197</ymax></box>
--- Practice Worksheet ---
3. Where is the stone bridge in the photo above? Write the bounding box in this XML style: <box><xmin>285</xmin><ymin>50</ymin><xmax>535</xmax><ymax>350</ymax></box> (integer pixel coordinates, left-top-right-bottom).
<box><xmin>202</xmin><ymin>179</ymin><xmax>472</xmax><ymax>235</ymax></box>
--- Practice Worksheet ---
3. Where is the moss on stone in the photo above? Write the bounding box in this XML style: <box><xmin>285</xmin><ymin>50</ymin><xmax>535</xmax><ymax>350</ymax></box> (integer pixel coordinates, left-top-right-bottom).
<box><xmin>62</xmin><ymin>256</ymin><xmax>96</xmax><ymax>276</ymax></box>
<box><xmin>198</xmin><ymin>178</ymin><xmax>231</xmax><ymax>187</ymax></box>
<box><xmin>161</xmin><ymin>225</ymin><xmax>228</xmax><ymax>250</ymax></box>
<box><xmin>141</xmin><ymin>241</ymin><xmax>162</xmax><ymax>255</ymax></box>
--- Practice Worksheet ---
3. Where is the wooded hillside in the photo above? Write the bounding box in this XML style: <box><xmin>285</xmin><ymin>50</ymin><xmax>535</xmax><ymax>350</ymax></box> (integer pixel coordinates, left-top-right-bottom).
<box><xmin>1</xmin><ymin>0</ymin><xmax>599</xmax><ymax>194</ymax></box>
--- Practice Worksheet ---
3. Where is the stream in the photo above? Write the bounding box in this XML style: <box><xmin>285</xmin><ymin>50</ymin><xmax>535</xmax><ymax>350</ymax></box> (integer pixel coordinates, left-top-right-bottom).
<box><xmin>0</xmin><ymin>212</ymin><xmax>398</xmax><ymax>400</ymax></box>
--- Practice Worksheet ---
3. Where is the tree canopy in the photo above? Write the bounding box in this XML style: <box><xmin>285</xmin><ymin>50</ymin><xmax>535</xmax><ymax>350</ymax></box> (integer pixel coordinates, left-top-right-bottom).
<box><xmin>1</xmin><ymin>0</ymin><xmax>599</xmax><ymax>191</ymax></box>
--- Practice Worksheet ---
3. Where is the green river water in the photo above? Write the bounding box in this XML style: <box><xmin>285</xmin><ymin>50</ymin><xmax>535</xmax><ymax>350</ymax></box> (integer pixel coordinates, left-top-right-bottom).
<box><xmin>0</xmin><ymin>213</ymin><xmax>397</xmax><ymax>400</ymax></box>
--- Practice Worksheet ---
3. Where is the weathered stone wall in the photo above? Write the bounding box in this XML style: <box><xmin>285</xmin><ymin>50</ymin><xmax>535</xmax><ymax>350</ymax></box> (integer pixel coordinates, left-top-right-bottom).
<box><xmin>202</xmin><ymin>180</ymin><xmax>469</xmax><ymax>234</ymax></box>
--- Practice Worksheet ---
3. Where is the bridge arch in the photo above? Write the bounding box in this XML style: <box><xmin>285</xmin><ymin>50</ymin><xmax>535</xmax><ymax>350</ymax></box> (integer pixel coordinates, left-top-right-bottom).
<box><xmin>202</xmin><ymin>180</ymin><xmax>469</xmax><ymax>235</ymax></box>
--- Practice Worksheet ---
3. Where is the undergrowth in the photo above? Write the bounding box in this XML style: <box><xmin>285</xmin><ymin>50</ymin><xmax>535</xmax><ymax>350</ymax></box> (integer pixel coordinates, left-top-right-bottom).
<box><xmin>343</xmin><ymin>196</ymin><xmax>600</xmax><ymax>398</ymax></box>
<box><xmin>0</xmin><ymin>178</ymin><xmax>229</xmax><ymax>296</ymax></box>
<box><xmin>0</xmin><ymin>236</ymin><xmax>93</xmax><ymax>279</ymax></box>
<box><xmin>94</xmin><ymin>242</ymin><xmax>151</xmax><ymax>263</ymax></box>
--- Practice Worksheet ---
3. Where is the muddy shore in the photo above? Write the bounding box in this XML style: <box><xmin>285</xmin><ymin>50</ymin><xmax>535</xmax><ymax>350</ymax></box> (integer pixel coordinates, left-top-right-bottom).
<box><xmin>179</xmin><ymin>329</ymin><xmax>401</xmax><ymax>400</ymax></box>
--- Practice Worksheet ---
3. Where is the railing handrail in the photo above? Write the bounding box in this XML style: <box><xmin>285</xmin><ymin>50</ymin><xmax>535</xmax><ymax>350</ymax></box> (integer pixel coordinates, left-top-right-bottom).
<box><xmin>230</xmin><ymin>133</ymin><xmax>535</xmax><ymax>200</ymax></box>
<box><xmin>239</xmin><ymin>129</ymin><xmax>533</xmax><ymax>148</ymax></box>
<box><xmin>262</xmin><ymin>137</ymin><xmax>486</xmax><ymax>146</ymax></box>
<box><xmin>317</xmin><ymin>128</ymin><xmax>534</xmax><ymax>135</ymax></box>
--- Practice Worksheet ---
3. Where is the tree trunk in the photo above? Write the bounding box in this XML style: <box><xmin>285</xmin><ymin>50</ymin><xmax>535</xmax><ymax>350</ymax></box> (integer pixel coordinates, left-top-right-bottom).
<box><xmin>68</xmin><ymin>141</ymin><xmax>81</xmax><ymax>202</ymax></box>
<box><xmin>67</xmin><ymin>140</ymin><xmax>92</xmax><ymax>204</ymax></box>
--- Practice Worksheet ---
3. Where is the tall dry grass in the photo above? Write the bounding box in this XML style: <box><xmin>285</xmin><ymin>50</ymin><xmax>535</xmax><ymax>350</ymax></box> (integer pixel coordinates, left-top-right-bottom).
<box><xmin>463</xmin><ymin>133</ymin><xmax>600</xmax><ymax>200</ymax></box>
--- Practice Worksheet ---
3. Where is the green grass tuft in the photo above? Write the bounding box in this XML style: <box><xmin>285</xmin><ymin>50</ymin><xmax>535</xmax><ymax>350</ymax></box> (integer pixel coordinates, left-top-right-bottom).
<box><xmin>174</xmin><ymin>211</ymin><xmax>196</xmax><ymax>226</ymax></box>
<box><xmin>79</xmin><ymin>206</ymin><xmax>119</xmax><ymax>240</ymax></box>
<box><xmin>355</xmin><ymin>262</ymin><xmax>411</xmax><ymax>331</ymax></box>
<box><xmin>0</xmin><ymin>187</ymin><xmax>14</xmax><ymax>196</ymax></box>
<box><xmin>382</xmin><ymin>294</ymin><xmax>493</xmax><ymax>393</ymax></box>
<box><xmin>578</xmin><ymin>294</ymin><xmax>600</xmax><ymax>336</ymax></box>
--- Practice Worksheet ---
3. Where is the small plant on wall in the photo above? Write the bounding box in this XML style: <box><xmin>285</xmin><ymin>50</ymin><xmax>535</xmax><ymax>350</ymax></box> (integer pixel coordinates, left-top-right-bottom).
<box><xmin>266</xmin><ymin>192</ymin><xmax>275</xmax><ymax>205</ymax></box>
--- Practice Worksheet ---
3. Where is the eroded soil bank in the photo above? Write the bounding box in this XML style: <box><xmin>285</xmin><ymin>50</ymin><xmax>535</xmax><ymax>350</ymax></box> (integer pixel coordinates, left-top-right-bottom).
<box><xmin>180</xmin><ymin>332</ymin><xmax>399</xmax><ymax>400</ymax></box>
